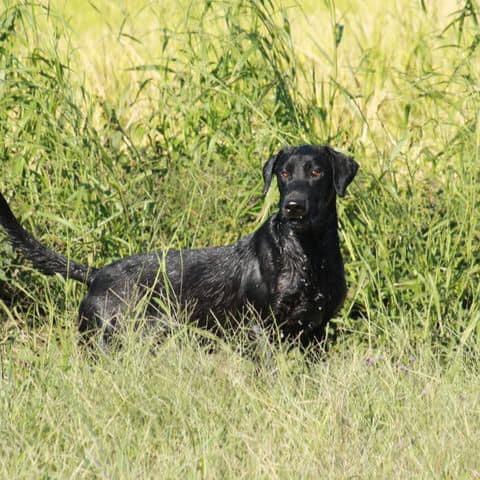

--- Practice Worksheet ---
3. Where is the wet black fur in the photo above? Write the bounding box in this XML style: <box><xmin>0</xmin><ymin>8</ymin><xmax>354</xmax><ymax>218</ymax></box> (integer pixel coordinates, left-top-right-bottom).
<box><xmin>0</xmin><ymin>145</ymin><xmax>358</xmax><ymax>347</ymax></box>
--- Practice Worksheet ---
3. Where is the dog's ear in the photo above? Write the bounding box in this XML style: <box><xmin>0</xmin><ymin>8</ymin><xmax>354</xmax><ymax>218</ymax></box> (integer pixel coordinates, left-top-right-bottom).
<box><xmin>262</xmin><ymin>148</ymin><xmax>288</xmax><ymax>195</ymax></box>
<box><xmin>327</xmin><ymin>147</ymin><xmax>359</xmax><ymax>197</ymax></box>
<box><xmin>262</xmin><ymin>155</ymin><xmax>277</xmax><ymax>195</ymax></box>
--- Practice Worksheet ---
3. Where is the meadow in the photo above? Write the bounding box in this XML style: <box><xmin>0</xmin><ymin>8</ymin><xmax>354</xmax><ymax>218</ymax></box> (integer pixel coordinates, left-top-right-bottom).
<box><xmin>0</xmin><ymin>0</ymin><xmax>479</xmax><ymax>477</ymax></box>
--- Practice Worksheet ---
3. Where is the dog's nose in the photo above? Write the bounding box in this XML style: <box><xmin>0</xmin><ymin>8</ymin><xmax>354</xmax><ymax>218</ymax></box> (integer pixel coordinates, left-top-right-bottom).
<box><xmin>284</xmin><ymin>200</ymin><xmax>307</xmax><ymax>219</ymax></box>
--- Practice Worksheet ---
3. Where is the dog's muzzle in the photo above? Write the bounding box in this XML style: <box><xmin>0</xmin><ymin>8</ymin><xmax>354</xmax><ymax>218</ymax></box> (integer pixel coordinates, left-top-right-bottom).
<box><xmin>283</xmin><ymin>200</ymin><xmax>307</xmax><ymax>221</ymax></box>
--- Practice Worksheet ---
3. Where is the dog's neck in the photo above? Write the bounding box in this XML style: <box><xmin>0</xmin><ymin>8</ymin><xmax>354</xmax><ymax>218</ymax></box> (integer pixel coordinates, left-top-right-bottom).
<box><xmin>273</xmin><ymin>209</ymin><xmax>340</xmax><ymax>259</ymax></box>
<box><xmin>266</xmin><ymin>210</ymin><xmax>339</xmax><ymax>325</ymax></box>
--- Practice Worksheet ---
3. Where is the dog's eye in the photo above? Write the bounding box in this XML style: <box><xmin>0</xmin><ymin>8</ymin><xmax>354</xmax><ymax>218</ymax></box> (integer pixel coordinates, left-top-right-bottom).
<box><xmin>311</xmin><ymin>169</ymin><xmax>323</xmax><ymax>178</ymax></box>
<box><xmin>279</xmin><ymin>171</ymin><xmax>290</xmax><ymax>179</ymax></box>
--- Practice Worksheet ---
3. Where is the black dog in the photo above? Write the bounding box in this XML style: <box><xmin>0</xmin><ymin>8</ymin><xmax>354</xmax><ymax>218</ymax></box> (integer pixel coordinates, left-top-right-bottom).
<box><xmin>0</xmin><ymin>145</ymin><xmax>358</xmax><ymax>347</ymax></box>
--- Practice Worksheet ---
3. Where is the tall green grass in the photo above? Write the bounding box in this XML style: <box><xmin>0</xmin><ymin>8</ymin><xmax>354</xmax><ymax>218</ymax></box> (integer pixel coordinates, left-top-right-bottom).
<box><xmin>0</xmin><ymin>0</ymin><xmax>479</xmax><ymax>477</ymax></box>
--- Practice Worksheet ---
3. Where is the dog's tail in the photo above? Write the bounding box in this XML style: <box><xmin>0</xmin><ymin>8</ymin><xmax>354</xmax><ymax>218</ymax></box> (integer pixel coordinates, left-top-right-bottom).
<box><xmin>0</xmin><ymin>192</ymin><xmax>97</xmax><ymax>285</ymax></box>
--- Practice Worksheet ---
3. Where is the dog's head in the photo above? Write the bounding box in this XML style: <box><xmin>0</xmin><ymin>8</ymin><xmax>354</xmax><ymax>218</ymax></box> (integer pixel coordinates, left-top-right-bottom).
<box><xmin>263</xmin><ymin>145</ymin><xmax>359</xmax><ymax>231</ymax></box>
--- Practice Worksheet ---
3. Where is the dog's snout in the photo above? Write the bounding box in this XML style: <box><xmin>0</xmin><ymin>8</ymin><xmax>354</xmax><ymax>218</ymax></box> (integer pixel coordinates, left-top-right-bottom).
<box><xmin>284</xmin><ymin>200</ymin><xmax>307</xmax><ymax>219</ymax></box>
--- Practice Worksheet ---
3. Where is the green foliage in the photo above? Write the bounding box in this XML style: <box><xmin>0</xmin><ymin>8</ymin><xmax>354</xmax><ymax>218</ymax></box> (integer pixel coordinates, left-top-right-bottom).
<box><xmin>0</xmin><ymin>0</ymin><xmax>478</xmax><ymax>346</ymax></box>
<box><xmin>0</xmin><ymin>1</ymin><xmax>479</xmax><ymax>476</ymax></box>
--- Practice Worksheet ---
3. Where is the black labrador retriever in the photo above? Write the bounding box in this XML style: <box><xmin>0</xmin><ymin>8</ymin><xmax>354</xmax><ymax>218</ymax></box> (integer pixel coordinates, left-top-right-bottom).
<box><xmin>0</xmin><ymin>145</ymin><xmax>358</xmax><ymax>347</ymax></box>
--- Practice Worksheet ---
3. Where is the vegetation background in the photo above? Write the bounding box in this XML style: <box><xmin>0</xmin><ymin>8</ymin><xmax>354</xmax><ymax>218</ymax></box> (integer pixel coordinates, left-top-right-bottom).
<box><xmin>0</xmin><ymin>0</ymin><xmax>479</xmax><ymax>477</ymax></box>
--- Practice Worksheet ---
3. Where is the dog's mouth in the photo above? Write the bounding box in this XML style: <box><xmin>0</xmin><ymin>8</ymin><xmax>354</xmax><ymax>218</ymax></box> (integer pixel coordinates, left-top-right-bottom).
<box><xmin>287</xmin><ymin>216</ymin><xmax>306</xmax><ymax>223</ymax></box>
<box><xmin>284</xmin><ymin>212</ymin><xmax>330</xmax><ymax>232</ymax></box>
<box><xmin>285</xmin><ymin>216</ymin><xmax>310</xmax><ymax>230</ymax></box>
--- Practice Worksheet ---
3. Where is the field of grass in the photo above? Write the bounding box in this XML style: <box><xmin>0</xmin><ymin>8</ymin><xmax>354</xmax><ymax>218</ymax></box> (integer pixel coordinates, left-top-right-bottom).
<box><xmin>0</xmin><ymin>0</ymin><xmax>479</xmax><ymax>477</ymax></box>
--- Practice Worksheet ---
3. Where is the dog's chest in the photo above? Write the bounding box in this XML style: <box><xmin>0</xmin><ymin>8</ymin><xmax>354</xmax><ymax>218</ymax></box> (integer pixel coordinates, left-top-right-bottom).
<box><xmin>274</xmin><ymin>251</ymin><xmax>329</xmax><ymax>323</ymax></box>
